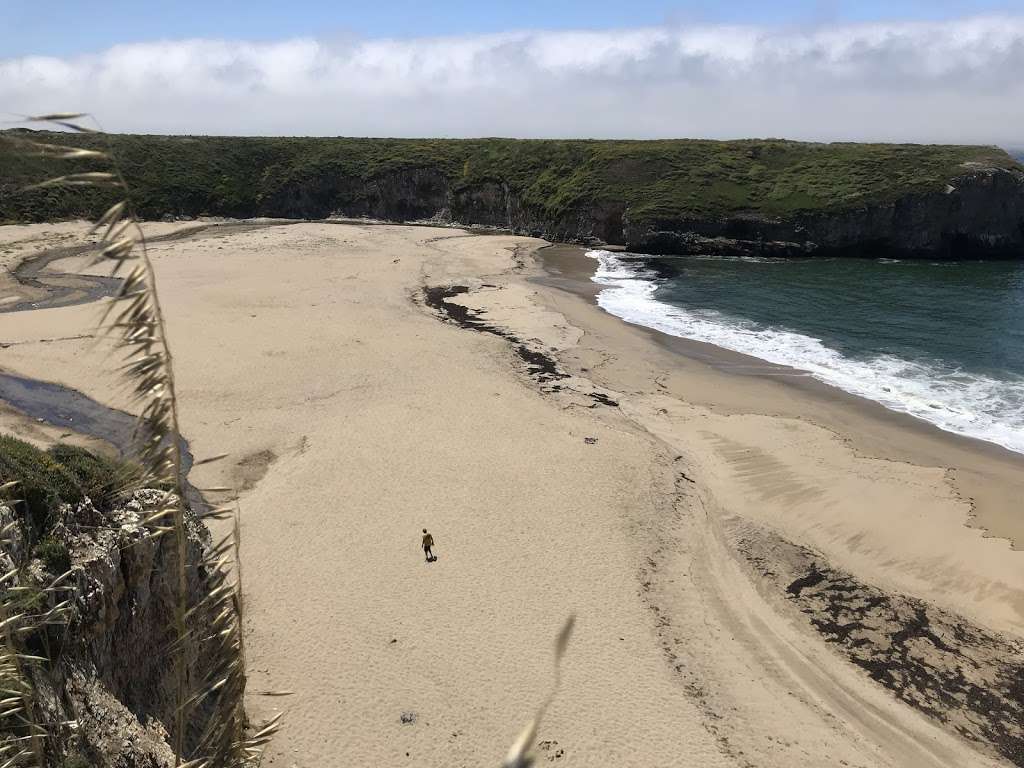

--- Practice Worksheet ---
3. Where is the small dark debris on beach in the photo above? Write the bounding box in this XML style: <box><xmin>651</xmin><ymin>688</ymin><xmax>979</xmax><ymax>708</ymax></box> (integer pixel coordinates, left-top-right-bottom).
<box><xmin>588</xmin><ymin>391</ymin><xmax>619</xmax><ymax>407</ymax></box>
<box><xmin>400</xmin><ymin>712</ymin><xmax>417</xmax><ymax>725</ymax></box>
<box><xmin>516</xmin><ymin>345</ymin><xmax>566</xmax><ymax>384</ymax></box>
<box><xmin>584</xmin><ymin>437</ymin><xmax>598</xmax><ymax>444</ymax></box>
<box><xmin>539</xmin><ymin>740</ymin><xmax>565</xmax><ymax>761</ymax></box>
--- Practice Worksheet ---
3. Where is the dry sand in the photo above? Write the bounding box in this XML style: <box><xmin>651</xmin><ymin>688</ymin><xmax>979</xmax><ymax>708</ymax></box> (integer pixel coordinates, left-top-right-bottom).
<box><xmin>0</xmin><ymin>221</ymin><xmax>1021</xmax><ymax>767</ymax></box>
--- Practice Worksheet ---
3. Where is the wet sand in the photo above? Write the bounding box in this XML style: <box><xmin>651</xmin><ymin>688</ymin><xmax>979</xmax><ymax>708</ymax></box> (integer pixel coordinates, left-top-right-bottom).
<box><xmin>0</xmin><ymin>221</ymin><xmax>1021</xmax><ymax>767</ymax></box>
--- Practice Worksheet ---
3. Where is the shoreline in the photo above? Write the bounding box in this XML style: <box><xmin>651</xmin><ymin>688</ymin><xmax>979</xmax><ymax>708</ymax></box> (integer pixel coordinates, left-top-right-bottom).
<box><xmin>534</xmin><ymin>242</ymin><xmax>1024</xmax><ymax>550</ymax></box>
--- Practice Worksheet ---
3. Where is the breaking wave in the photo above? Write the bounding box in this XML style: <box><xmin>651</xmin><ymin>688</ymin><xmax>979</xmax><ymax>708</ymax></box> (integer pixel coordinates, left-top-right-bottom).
<box><xmin>586</xmin><ymin>249</ymin><xmax>1024</xmax><ymax>454</ymax></box>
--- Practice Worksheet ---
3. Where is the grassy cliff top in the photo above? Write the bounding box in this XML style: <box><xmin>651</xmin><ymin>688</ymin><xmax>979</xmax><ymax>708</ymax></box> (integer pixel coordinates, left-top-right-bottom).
<box><xmin>1</xmin><ymin>131</ymin><xmax>1020</xmax><ymax>224</ymax></box>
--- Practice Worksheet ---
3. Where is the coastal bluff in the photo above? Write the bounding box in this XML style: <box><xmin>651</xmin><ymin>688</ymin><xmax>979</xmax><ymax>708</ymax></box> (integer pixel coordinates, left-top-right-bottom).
<box><xmin>1</xmin><ymin>485</ymin><xmax>216</xmax><ymax>767</ymax></box>
<box><xmin>3</xmin><ymin>132</ymin><xmax>1023</xmax><ymax>259</ymax></box>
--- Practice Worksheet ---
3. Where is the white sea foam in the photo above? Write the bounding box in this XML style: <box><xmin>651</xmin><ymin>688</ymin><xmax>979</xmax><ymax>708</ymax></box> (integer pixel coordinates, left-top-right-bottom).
<box><xmin>586</xmin><ymin>249</ymin><xmax>1024</xmax><ymax>454</ymax></box>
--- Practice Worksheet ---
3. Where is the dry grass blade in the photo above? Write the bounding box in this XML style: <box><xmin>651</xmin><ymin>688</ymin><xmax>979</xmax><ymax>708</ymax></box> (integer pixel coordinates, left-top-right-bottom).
<box><xmin>553</xmin><ymin>615</ymin><xmax>575</xmax><ymax>663</ymax></box>
<box><xmin>24</xmin><ymin>114</ymin><xmax>97</xmax><ymax>133</ymax></box>
<box><xmin>49</xmin><ymin>147</ymin><xmax>107</xmax><ymax>160</ymax></box>
<box><xmin>502</xmin><ymin>615</ymin><xmax>575</xmax><ymax>768</ymax></box>
<box><xmin>0</xmin><ymin>502</ymin><xmax>42</xmax><ymax>768</ymax></box>
<box><xmin>24</xmin><ymin>172</ymin><xmax>120</xmax><ymax>190</ymax></box>
<box><xmin>102</xmin><ymin>237</ymin><xmax>137</xmax><ymax>262</ymax></box>
<box><xmin>90</xmin><ymin>201</ymin><xmax>128</xmax><ymax>237</ymax></box>
<box><xmin>26</xmin><ymin>112</ymin><xmax>88</xmax><ymax>121</ymax></box>
<box><xmin>503</xmin><ymin>717</ymin><xmax>539</xmax><ymax>768</ymax></box>
<box><xmin>197</xmin><ymin>507</ymin><xmax>235</xmax><ymax>522</ymax></box>
<box><xmin>193</xmin><ymin>454</ymin><xmax>230</xmax><ymax>467</ymax></box>
<box><xmin>9</xmin><ymin>138</ymin><xmax>108</xmax><ymax>161</ymax></box>
<box><xmin>0</xmin><ymin>544</ymin><xmax>77</xmax><ymax>768</ymax></box>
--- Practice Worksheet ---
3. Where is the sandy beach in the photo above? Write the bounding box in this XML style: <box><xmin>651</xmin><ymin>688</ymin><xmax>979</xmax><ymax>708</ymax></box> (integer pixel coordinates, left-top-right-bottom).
<box><xmin>1</xmin><ymin>220</ymin><xmax>1022</xmax><ymax>767</ymax></box>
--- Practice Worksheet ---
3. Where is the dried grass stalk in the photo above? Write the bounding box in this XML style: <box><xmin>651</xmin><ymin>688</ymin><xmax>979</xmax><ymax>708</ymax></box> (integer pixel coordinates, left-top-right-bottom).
<box><xmin>0</xmin><ymin>510</ymin><xmax>74</xmax><ymax>768</ymax></box>
<box><xmin>10</xmin><ymin>114</ymin><xmax>277</xmax><ymax>767</ymax></box>
<box><xmin>502</xmin><ymin>615</ymin><xmax>575</xmax><ymax>768</ymax></box>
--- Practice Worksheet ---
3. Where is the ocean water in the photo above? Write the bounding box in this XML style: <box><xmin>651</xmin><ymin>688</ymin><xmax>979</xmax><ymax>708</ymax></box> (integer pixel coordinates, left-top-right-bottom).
<box><xmin>586</xmin><ymin>249</ymin><xmax>1024</xmax><ymax>454</ymax></box>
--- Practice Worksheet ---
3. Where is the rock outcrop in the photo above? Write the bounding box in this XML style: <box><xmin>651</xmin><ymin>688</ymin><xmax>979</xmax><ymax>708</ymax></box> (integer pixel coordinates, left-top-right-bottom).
<box><xmin>1</xmin><ymin>491</ymin><xmax>214</xmax><ymax>768</ymax></box>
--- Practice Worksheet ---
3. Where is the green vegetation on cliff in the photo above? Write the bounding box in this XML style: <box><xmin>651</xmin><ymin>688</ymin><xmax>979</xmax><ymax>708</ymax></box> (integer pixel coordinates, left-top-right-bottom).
<box><xmin>1</xmin><ymin>130</ymin><xmax>1019</xmax><ymax>225</ymax></box>
<box><xmin>0</xmin><ymin>436</ymin><xmax>137</xmax><ymax>536</ymax></box>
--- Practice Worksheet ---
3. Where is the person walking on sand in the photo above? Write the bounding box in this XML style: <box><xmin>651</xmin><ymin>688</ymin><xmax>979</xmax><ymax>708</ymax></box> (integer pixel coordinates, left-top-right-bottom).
<box><xmin>421</xmin><ymin>528</ymin><xmax>435</xmax><ymax>562</ymax></box>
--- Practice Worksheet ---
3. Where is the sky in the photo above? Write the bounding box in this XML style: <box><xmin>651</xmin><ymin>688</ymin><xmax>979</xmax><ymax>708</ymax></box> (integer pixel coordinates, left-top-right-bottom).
<box><xmin>3</xmin><ymin>0</ymin><xmax>1024</xmax><ymax>143</ymax></box>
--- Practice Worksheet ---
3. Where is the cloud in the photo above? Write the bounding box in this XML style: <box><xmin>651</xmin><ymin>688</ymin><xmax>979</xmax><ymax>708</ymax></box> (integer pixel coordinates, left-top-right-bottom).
<box><xmin>3</xmin><ymin>16</ymin><xmax>1023</xmax><ymax>144</ymax></box>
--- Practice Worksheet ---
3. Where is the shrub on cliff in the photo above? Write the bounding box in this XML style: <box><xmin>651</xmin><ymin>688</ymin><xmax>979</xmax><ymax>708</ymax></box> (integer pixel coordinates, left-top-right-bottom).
<box><xmin>0</xmin><ymin>437</ymin><xmax>140</xmax><ymax>539</ymax></box>
<box><xmin>33</xmin><ymin>535</ymin><xmax>71</xmax><ymax>575</ymax></box>
<box><xmin>0</xmin><ymin>435</ymin><xmax>83</xmax><ymax>537</ymax></box>
<box><xmin>48</xmin><ymin>443</ymin><xmax>140</xmax><ymax>509</ymax></box>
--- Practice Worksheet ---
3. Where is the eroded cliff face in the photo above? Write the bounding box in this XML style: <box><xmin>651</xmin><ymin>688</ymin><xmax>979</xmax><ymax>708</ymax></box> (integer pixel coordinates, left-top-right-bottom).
<box><xmin>259</xmin><ymin>170</ymin><xmax>634</xmax><ymax>247</ymax></box>
<box><xmin>2</xmin><ymin>491</ymin><xmax>214</xmax><ymax>768</ymax></box>
<box><xmin>630</xmin><ymin>167</ymin><xmax>1024</xmax><ymax>258</ymax></box>
<box><xmin>259</xmin><ymin>165</ymin><xmax>1024</xmax><ymax>258</ymax></box>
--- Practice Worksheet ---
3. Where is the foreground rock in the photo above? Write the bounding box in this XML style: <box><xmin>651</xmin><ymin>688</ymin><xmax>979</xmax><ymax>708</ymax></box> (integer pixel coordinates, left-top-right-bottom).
<box><xmin>1</xmin><ymin>491</ymin><xmax>214</xmax><ymax>767</ymax></box>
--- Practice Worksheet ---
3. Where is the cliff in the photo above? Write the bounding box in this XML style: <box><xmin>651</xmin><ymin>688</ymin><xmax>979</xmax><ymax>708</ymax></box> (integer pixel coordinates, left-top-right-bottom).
<box><xmin>3</xmin><ymin>131</ymin><xmax>1023</xmax><ymax>258</ymax></box>
<box><xmin>0</xmin><ymin>438</ymin><xmax>219</xmax><ymax>767</ymax></box>
<box><xmin>631</xmin><ymin>165</ymin><xmax>1024</xmax><ymax>258</ymax></box>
